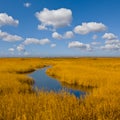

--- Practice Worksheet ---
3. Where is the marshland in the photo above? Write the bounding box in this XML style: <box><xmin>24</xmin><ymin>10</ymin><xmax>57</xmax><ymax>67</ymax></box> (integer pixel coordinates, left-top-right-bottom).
<box><xmin>0</xmin><ymin>58</ymin><xmax>120</xmax><ymax>120</ymax></box>
<box><xmin>1</xmin><ymin>0</ymin><xmax>120</xmax><ymax>119</ymax></box>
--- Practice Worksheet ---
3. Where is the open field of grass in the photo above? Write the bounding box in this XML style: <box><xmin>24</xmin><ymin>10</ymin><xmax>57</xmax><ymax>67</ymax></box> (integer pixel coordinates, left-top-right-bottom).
<box><xmin>0</xmin><ymin>58</ymin><xmax>120</xmax><ymax>120</ymax></box>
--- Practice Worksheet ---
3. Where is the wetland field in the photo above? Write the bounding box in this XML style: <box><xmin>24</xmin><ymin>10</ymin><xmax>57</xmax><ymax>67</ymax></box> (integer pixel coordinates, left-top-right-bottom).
<box><xmin>0</xmin><ymin>58</ymin><xmax>120</xmax><ymax>120</ymax></box>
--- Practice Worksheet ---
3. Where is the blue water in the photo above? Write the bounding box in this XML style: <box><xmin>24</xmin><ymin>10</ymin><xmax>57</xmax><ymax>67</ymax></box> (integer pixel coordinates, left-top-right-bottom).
<box><xmin>29</xmin><ymin>67</ymin><xmax>85</xmax><ymax>98</ymax></box>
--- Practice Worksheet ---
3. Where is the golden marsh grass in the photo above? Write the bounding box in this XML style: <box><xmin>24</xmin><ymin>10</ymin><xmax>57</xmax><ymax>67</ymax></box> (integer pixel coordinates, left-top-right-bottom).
<box><xmin>0</xmin><ymin>58</ymin><xmax>120</xmax><ymax>120</ymax></box>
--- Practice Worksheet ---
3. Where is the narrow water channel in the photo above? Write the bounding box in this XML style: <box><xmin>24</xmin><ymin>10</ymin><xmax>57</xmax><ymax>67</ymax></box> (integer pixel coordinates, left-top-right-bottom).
<box><xmin>29</xmin><ymin>67</ymin><xmax>85</xmax><ymax>97</ymax></box>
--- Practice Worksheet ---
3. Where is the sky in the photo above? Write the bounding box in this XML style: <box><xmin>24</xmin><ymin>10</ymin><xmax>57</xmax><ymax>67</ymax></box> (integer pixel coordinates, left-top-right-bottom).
<box><xmin>0</xmin><ymin>0</ymin><xmax>120</xmax><ymax>57</ymax></box>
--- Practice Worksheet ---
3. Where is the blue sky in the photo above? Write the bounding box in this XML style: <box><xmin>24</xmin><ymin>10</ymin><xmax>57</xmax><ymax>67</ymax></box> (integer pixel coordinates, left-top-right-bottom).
<box><xmin>0</xmin><ymin>0</ymin><xmax>120</xmax><ymax>57</ymax></box>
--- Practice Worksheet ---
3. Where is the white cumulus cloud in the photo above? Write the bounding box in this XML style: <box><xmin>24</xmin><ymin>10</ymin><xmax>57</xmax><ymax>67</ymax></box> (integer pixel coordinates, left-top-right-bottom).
<box><xmin>101</xmin><ymin>32</ymin><xmax>120</xmax><ymax>51</ymax></box>
<box><xmin>17</xmin><ymin>44</ymin><xmax>25</xmax><ymax>52</ymax></box>
<box><xmin>52</xmin><ymin>32</ymin><xmax>63</xmax><ymax>39</ymax></box>
<box><xmin>101</xmin><ymin>36</ymin><xmax>120</xmax><ymax>51</ymax></box>
<box><xmin>0</xmin><ymin>30</ymin><xmax>23</xmax><ymax>42</ymax></box>
<box><xmin>38</xmin><ymin>24</ymin><xmax>48</xmax><ymax>30</ymax></box>
<box><xmin>24</xmin><ymin>38</ymin><xmax>50</xmax><ymax>45</ymax></box>
<box><xmin>24</xmin><ymin>3</ymin><xmax>31</xmax><ymax>8</ymax></box>
<box><xmin>68</xmin><ymin>41</ymin><xmax>92</xmax><ymax>51</ymax></box>
<box><xmin>63</xmin><ymin>31</ymin><xmax>74</xmax><ymax>39</ymax></box>
<box><xmin>52</xmin><ymin>31</ymin><xmax>74</xmax><ymax>39</ymax></box>
<box><xmin>102</xmin><ymin>33</ymin><xmax>117</xmax><ymax>40</ymax></box>
<box><xmin>101</xmin><ymin>43</ymin><xmax>120</xmax><ymax>51</ymax></box>
<box><xmin>74</xmin><ymin>22</ymin><xmax>106</xmax><ymax>35</ymax></box>
<box><xmin>35</xmin><ymin>8</ymin><xmax>72</xmax><ymax>29</ymax></box>
<box><xmin>0</xmin><ymin>13</ymin><xmax>19</xmax><ymax>27</ymax></box>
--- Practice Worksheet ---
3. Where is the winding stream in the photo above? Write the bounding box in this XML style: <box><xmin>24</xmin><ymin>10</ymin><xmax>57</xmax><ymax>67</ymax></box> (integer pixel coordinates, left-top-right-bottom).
<box><xmin>29</xmin><ymin>67</ymin><xmax>85</xmax><ymax>97</ymax></box>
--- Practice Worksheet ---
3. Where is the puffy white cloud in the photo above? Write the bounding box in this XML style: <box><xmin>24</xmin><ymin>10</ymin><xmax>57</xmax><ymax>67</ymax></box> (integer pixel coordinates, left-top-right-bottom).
<box><xmin>102</xmin><ymin>33</ymin><xmax>117</xmax><ymax>40</ymax></box>
<box><xmin>101</xmin><ymin>43</ymin><xmax>120</xmax><ymax>51</ymax></box>
<box><xmin>101</xmin><ymin>37</ymin><xmax>120</xmax><ymax>51</ymax></box>
<box><xmin>101</xmin><ymin>32</ymin><xmax>120</xmax><ymax>51</ymax></box>
<box><xmin>35</xmin><ymin>8</ymin><xmax>72</xmax><ymax>29</ymax></box>
<box><xmin>74</xmin><ymin>22</ymin><xmax>106</xmax><ymax>35</ymax></box>
<box><xmin>24</xmin><ymin>38</ymin><xmax>50</xmax><ymax>45</ymax></box>
<box><xmin>68</xmin><ymin>41</ymin><xmax>92</xmax><ymax>51</ymax></box>
<box><xmin>24</xmin><ymin>3</ymin><xmax>31</xmax><ymax>8</ymax></box>
<box><xmin>0</xmin><ymin>30</ymin><xmax>23</xmax><ymax>42</ymax></box>
<box><xmin>0</xmin><ymin>13</ymin><xmax>19</xmax><ymax>27</ymax></box>
<box><xmin>52</xmin><ymin>32</ymin><xmax>63</xmax><ymax>39</ymax></box>
<box><xmin>64</xmin><ymin>31</ymin><xmax>74</xmax><ymax>39</ymax></box>
<box><xmin>51</xmin><ymin>44</ymin><xmax>56</xmax><ymax>48</ymax></box>
<box><xmin>17</xmin><ymin>44</ymin><xmax>25</xmax><ymax>52</ymax></box>
<box><xmin>92</xmin><ymin>34</ymin><xmax>98</xmax><ymax>40</ymax></box>
<box><xmin>8</xmin><ymin>48</ymin><xmax>14</xmax><ymax>52</ymax></box>
<box><xmin>52</xmin><ymin>31</ymin><xmax>74</xmax><ymax>39</ymax></box>
<box><xmin>38</xmin><ymin>24</ymin><xmax>48</xmax><ymax>30</ymax></box>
